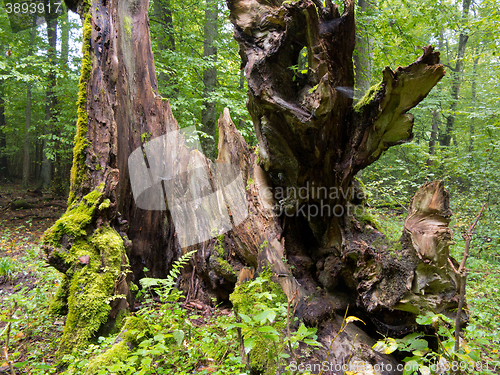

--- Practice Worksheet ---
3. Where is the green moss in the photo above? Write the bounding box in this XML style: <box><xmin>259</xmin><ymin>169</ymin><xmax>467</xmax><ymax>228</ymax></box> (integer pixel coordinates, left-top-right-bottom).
<box><xmin>354</xmin><ymin>208</ymin><xmax>383</xmax><ymax>232</ymax></box>
<box><xmin>86</xmin><ymin>341</ymin><xmax>130</xmax><ymax>374</ymax></box>
<box><xmin>68</xmin><ymin>7</ymin><xmax>93</xmax><ymax>205</ymax></box>
<box><xmin>259</xmin><ymin>240</ymin><xmax>269</xmax><ymax>252</ymax></box>
<box><xmin>56</xmin><ymin>226</ymin><xmax>127</xmax><ymax>355</ymax></box>
<box><xmin>44</xmin><ymin>184</ymin><xmax>128</xmax><ymax>356</ymax></box>
<box><xmin>123</xmin><ymin>15</ymin><xmax>132</xmax><ymax>36</ymax></box>
<box><xmin>230</xmin><ymin>267</ymin><xmax>287</xmax><ymax>374</ymax></box>
<box><xmin>121</xmin><ymin>315</ymin><xmax>150</xmax><ymax>345</ymax></box>
<box><xmin>214</xmin><ymin>257</ymin><xmax>237</xmax><ymax>281</ymax></box>
<box><xmin>91</xmin><ymin>226</ymin><xmax>127</xmax><ymax>268</ymax></box>
<box><xmin>98</xmin><ymin>198</ymin><xmax>111</xmax><ymax>210</ymax></box>
<box><xmin>210</xmin><ymin>235</ymin><xmax>236</xmax><ymax>281</ymax></box>
<box><xmin>231</xmin><ymin>267</ymin><xmax>286</xmax><ymax>315</ymax></box>
<box><xmin>43</xmin><ymin>184</ymin><xmax>104</xmax><ymax>247</ymax></box>
<box><xmin>353</xmin><ymin>81</ymin><xmax>383</xmax><ymax>113</ymax></box>
<box><xmin>86</xmin><ymin>315</ymin><xmax>150</xmax><ymax>374</ymax></box>
<box><xmin>246</xmin><ymin>177</ymin><xmax>254</xmax><ymax>191</ymax></box>
<box><xmin>112</xmin><ymin>309</ymin><xmax>130</xmax><ymax>334</ymax></box>
<box><xmin>58</xmin><ymin>224</ymin><xmax>126</xmax><ymax>353</ymax></box>
<box><xmin>49</xmin><ymin>275</ymin><xmax>69</xmax><ymax>315</ymax></box>
<box><xmin>61</xmin><ymin>266</ymin><xmax>115</xmax><ymax>353</ymax></box>
<box><xmin>308</xmin><ymin>84</ymin><xmax>319</xmax><ymax>94</ymax></box>
<box><xmin>129</xmin><ymin>281</ymin><xmax>138</xmax><ymax>293</ymax></box>
<box><xmin>140</xmin><ymin>131</ymin><xmax>151</xmax><ymax>143</ymax></box>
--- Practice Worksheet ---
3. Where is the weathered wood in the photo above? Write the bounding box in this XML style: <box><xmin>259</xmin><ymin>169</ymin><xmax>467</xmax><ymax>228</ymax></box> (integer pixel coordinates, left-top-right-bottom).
<box><xmin>222</xmin><ymin>0</ymin><xmax>459</xmax><ymax>369</ymax></box>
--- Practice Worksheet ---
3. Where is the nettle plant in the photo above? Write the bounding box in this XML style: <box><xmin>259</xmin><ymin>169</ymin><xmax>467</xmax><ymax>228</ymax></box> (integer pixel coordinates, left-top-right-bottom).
<box><xmin>373</xmin><ymin>312</ymin><xmax>487</xmax><ymax>375</ymax></box>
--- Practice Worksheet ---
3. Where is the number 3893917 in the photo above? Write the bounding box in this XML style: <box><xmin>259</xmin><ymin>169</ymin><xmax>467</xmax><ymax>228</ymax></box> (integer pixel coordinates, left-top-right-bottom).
<box><xmin>5</xmin><ymin>2</ymin><xmax>61</xmax><ymax>14</ymax></box>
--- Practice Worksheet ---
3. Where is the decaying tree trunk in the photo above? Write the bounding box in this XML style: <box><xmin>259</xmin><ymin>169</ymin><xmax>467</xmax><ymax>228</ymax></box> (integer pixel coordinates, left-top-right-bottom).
<box><xmin>43</xmin><ymin>0</ymin><xmax>181</xmax><ymax>354</ymax></box>
<box><xmin>43</xmin><ymin>0</ymin><xmax>463</xmax><ymax>370</ymax></box>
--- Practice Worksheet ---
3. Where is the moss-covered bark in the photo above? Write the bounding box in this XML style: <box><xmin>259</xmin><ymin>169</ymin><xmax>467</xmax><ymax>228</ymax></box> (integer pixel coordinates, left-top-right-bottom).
<box><xmin>43</xmin><ymin>184</ymin><xmax>131</xmax><ymax>355</ymax></box>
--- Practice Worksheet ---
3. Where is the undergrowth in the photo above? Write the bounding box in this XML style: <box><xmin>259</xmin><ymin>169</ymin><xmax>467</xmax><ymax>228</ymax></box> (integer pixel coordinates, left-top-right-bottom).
<box><xmin>1</xmin><ymin>209</ymin><xmax>499</xmax><ymax>374</ymax></box>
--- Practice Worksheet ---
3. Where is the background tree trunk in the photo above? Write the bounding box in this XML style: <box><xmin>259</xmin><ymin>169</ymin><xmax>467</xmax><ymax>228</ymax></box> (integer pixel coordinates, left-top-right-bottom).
<box><xmin>201</xmin><ymin>0</ymin><xmax>218</xmax><ymax>159</ymax></box>
<box><xmin>428</xmin><ymin>28</ymin><xmax>444</xmax><ymax>162</ymax></box>
<box><xmin>0</xmin><ymin>81</ymin><xmax>8</xmax><ymax>180</ymax></box>
<box><xmin>469</xmin><ymin>54</ymin><xmax>479</xmax><ymax>154</ymax></box>
<box><xmin>60</xmin><ymin>7</ymin><xmax>70</xmax><ymax>65</ymax></box>
<box><xmin>440</xmin><ymin>0</ymin><xmax>471</xmax><ymax>146</ymax></box>
<box><xmin>41</xmin><ymin>13</ymin><xmax>58</xmax><ymax>188</ymax></box>
<box><xmin>46</xmin><ymin>0</ymin><xmax>464</xmax><ymax>368</ymax></box>
<box><xmin>153</xmin><ymin>0</ymin><xmax>175</xmax><ymax>90</ymax></box>
<box><xmin>353</xmin><ymin>0</ymin><xmax>372</xmax><ymax>98</ymax></box>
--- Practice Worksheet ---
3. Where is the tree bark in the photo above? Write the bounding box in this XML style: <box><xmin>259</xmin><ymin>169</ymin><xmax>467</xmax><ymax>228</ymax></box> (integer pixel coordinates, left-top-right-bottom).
<box><xmin>43</xmin><ymin>0</ymin><xmax>180</xmax><ymax>354</ymax></box>
<box><xmin>45</xmin><ymin>0</ymin><xmax>464</xmax><ymax>369</ymax></box>
<box><xmin>201</xmin><ymin>0</ymin><xmax>218</xmax><ymax>159</ymax></box>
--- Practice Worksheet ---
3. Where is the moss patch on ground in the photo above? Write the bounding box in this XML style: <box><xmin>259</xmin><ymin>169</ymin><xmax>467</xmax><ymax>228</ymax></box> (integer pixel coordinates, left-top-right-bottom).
<box><xmin>86</xmin><ymin>316</ymin><xmax>150</xmax><ymax>374</ymax></box>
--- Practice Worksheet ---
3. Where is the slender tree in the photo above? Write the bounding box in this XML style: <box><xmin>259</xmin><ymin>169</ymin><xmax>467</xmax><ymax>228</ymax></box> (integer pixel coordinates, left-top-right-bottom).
<box><xmin>200</xmin><ymin>0</ymin><xmax>218</xmax><ymax>159</ymax></box>
<box><xmin>353</xmin><ymin>0</ymin><xmax>372</xmax><ymax>98</ymax></box>
<box><xmin>41</xmin><ymin>7</ymin><xmax>59</xmax><ymax>188</ymax></box>
<box><xmin>440</xmin><ymin>0</ymin><xmax>472</xmax><ymax>146</ymax></box>
<box><xmin>22</xmin><ymin>20</ymin><xmax>37</xmax><ymax>188</ymax></box>
<box><xmin>153</xmin><ymin>0</ymin><xmax>175</xmax><ymax>89</ymax></box>
<box><xmin>0</xmin><ymin>82</ymin><xmax>7</xmax><ymax>180</ymax></box>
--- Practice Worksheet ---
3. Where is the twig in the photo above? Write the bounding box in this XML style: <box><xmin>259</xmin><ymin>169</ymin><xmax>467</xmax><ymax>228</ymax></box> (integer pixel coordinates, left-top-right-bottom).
<box><xmin>319</xmin><ymin>306</ymin><xmax>349</xmax><ymax>375</ymax></box>
<box><xmin>286</xmin><ymin>290</ymin><xmax>298</xmax><ymax>361</ymax></box>
<box><xmin>454</xmin><ymin>204</ymin><xmax>486</xmax><ymax>362</ymax></box>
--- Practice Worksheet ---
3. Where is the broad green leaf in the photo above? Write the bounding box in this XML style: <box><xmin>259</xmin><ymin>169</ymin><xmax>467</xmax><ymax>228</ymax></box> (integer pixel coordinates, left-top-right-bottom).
<box><xmin>373</xmin><ymin>338</ymin><xmax>398</xmax><ymax>354</ymax></box>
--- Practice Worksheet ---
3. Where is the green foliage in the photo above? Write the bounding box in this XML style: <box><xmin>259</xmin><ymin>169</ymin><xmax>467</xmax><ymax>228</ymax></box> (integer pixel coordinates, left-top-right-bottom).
<box><xmin>60</xmin><ymin>248</ymin><xmax>249</xmax><ymax>374</ymax></box>
<box><xmin>368</xmin><ymin>200</ymin><xmax>500</xmax><ymax>372</ymax></box>
<box><xmin>228</xmin><ymin>268</ymin><xmax>321</xmax><ymax>374</ymax></box>
<box><xmin>373</xmin><ymin>311</ymin><xmax>492</xmax><ymax>375</ymax></box>
<box><xmin>0</xmin><ymin>4</ymin><xmax>80</xmax><ymax>191</ymax></box>
<box><xmin>0</xmin><ymin>242</ymin><xmax>63</xmax><ymax>373</ymax></box>
<box><xmin>139</xmin><ymin>249</ymin><xmax>196</xmax><ymax>303</ymax></box>
<box><xmin>0</xmin><ymin>257</ymin><xmax>18</xmax><ymax>283</ymax></box>
<box><xmin>148</xmin><ymin>0</ymin><xmax>255</xmax><ymax>146</ymax></box>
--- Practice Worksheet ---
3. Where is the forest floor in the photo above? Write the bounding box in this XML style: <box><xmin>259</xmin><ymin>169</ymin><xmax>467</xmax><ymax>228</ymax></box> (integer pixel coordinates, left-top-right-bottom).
<box><xmin>0</xmin><ymin>181</ymin><xmax>499</xmax><ymax>374</ymax></box>
<box><xmin>0</xmin><ymin>181</ymin><xmax>66</xmax><ymax>372</ymax></box>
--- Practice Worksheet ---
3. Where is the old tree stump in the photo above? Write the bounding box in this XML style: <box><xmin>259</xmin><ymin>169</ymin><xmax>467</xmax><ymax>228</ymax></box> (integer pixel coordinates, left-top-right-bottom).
<box><xmin>43</xmin><ymin>0</ymin><xmax>463</xmax><ymax>371</ymax></box>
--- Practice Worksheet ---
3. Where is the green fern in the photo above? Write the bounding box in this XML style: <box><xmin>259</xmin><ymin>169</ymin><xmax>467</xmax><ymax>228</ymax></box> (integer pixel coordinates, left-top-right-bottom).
<box><xmin>139</xmin><ymin>249</ymin><xmax>197</xmax><ymax>302</ymax></box>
